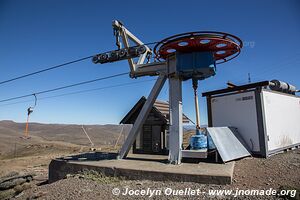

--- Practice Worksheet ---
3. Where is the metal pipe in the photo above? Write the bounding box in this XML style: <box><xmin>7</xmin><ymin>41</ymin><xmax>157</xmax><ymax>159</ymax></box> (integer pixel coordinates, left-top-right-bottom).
<box><xmin>192</xmin><ymin>79</ymin><xmax>201</xmax><ymax>130</ymax></box>
<box><xmin>269</xmin><ymin>80</ymin><xmax>297</xmax><ymax>94</ymax></box>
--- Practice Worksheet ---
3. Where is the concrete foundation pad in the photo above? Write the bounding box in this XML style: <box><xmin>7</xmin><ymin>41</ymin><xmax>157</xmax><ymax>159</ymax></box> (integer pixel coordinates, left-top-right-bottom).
<box><xmin>49</xmin><ymin>152</ymin><xmax>234</xmax><ymax>185</ymax></box>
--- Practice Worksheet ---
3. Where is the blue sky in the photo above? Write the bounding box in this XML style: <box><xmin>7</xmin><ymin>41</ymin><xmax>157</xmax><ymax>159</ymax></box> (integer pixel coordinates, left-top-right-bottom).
<box><xmin>0</xmin><ymin>0</ymin><xmax>299</xmax><ymax>125</ymax></box>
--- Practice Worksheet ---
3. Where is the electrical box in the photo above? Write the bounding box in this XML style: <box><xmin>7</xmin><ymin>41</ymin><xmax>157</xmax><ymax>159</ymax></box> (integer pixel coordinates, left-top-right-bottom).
<box><xmin>176</xmin><ymin>52</ymin><xmax>216</xmax><ymax>80</ymax></box>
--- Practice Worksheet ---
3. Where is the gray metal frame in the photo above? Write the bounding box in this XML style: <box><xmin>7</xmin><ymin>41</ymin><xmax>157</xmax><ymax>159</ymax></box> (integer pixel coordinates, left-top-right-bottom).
<box><xmin>112</xmin><ymin>20</ymin><xmax>167</xmax><ymax>77</ymax></box>
<box><xmin>168</xmin><ymin>77</ymin><xmax>183</xmax><ymax>164</ymax></box>
<box><xmin>114</xmin><ymin>21</ymin><xmax>193</xmax><ymax>164</ymax></box>
<box><xmin>254</xmin><ymin>89</ymin><xmax>268</xmax><ymax>157</ymax></box>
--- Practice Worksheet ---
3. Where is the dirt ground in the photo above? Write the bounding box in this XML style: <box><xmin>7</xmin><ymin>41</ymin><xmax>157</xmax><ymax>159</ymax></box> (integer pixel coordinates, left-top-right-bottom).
<box><xmin>0</xmin><ymin>121</ymin><xmax>299</xmax><ymax>199</ymax></box>
<box><xmin>0</xmin><ymin>149</ymin><xmax>298</xmax><ymax>200</ymax></box>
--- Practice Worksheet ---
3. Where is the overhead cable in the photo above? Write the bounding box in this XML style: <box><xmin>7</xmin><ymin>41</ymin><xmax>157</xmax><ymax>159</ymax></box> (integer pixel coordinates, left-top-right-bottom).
<box><xmin>0</xmin><ymin>72</ymin><xmax>129</xmax><ymax>103</ymax></box>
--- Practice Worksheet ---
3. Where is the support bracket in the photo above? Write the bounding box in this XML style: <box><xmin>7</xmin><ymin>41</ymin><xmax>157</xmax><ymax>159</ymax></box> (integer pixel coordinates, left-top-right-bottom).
<box><xmin>112</xmin><ymin>20</ymin><xmax>152</xmax><ymax>76</ymax></box>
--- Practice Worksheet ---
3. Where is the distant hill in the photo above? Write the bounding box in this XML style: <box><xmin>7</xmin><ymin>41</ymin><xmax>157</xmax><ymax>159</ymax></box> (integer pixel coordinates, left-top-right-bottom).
<box><xmin>0</xmin><ymin>120</ymin><xmax>132</xmax><ymax>159</ymax></box>
<box><xmin>0</xmin><ymin>120</ymin><xmax>200</xmax><ymax>159</ymax></box>
<box><xmin>0</xmin><ymin>120</ymin><xmax>132</xmax><ymax>145</ymax></box>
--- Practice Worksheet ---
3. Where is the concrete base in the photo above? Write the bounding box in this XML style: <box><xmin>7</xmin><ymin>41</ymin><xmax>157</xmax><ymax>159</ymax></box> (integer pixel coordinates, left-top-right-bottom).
<box><xmin>49</xmin><ymin>152</ymin><xmax>234</xmax><ymax>185</ymax></box>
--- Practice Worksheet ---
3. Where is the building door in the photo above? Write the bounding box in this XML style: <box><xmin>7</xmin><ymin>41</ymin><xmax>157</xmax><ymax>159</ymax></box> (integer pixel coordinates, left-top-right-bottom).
<box><xmin>152</xmin><ymin>125</ymin><xmax>162</xmax><ymax>153</ymax></box>
<box><xmin>142</xmin><ymin>125</ymin><xmax>152</xmax><ymax>152</ymax></box>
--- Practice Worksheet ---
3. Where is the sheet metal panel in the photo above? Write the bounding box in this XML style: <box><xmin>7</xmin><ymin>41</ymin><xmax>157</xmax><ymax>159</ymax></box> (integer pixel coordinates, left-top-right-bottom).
<box><xmin>207</xmin><ymin>127</ymin><xmax>251</xmax><ymax>162</ymax></box>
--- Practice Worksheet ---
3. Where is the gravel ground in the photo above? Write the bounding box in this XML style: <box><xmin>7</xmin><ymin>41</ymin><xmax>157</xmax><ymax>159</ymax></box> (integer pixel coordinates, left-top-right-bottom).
<box><xmin>10</xmin><ymin>149</ymin><xmax>300</xmax><ymax>200</ymax></box>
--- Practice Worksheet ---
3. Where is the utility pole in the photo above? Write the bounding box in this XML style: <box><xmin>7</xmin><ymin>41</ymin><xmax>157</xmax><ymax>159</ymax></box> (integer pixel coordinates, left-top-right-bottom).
<box><xmin>14</xmin><ymin>142</ymin><xmax>17</xmax><ymax>158</ymax></box>
<box><xmin>114</xmin><ymin>125</ymin><xmax>124</xmax><ymax>149</ymax></box>
<box><xmin>81</xmin><ymin>125</ymin><xmax>94</xmax><ymax>147</ymax></box>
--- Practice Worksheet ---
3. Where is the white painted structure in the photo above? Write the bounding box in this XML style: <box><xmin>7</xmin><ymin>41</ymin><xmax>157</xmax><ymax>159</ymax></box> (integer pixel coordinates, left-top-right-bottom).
<box><xmin>210</xmin><ymin>91</ymin><xmax>261</xmax><ymax>153</ymax></box>
<box><xmin>205</xmin><ymin>84</ymin><xmax>300</xmax><ymax>157</ymax></box>
<box><xmin>262</xmin><ymin>90</ymin><xmax>300</xmax><ymax>152</ymax></box>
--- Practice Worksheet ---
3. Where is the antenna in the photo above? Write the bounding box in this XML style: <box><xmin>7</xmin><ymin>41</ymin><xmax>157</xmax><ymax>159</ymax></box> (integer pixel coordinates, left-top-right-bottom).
<box><xmin>248</xmin><ymin>73</ymin><xmax>251</xmax><ymax>83</ymax></box>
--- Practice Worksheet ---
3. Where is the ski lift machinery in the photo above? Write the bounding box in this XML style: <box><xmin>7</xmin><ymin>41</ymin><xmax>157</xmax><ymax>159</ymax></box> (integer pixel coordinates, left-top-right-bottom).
<box><xmin>92</xmin><ymin>20</ymin><xmax>243</xmax><ymax>164</ymax></box>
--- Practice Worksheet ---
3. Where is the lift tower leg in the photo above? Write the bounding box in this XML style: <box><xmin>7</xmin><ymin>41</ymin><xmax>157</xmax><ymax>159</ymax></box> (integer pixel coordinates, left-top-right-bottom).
<box><xmin>119</xmin><ymin>74</ymin><xmax>167</xmax><ymax>159</ymax></box>
<box><xmin>168</xmin><ymin>77</ymin><xmax>183</xmax><ymax>164</ymax></box>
